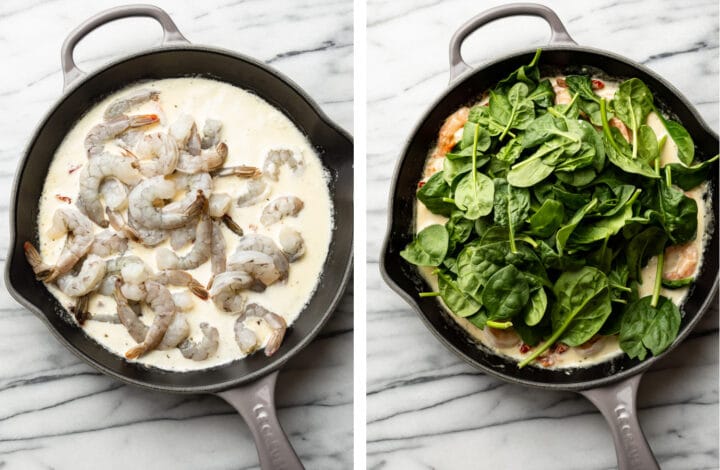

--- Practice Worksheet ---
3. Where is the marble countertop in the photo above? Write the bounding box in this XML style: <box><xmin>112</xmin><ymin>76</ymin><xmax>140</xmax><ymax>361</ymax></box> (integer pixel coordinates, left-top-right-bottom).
<box><xmin>367</xmin><ymin>0</ymin><xmax>718</xmax><ymax>469</ymax></box>
<box><xmin>0</xmin><ymin>1</ymin><xmax>352</xmax><ymax>469</ymax></box>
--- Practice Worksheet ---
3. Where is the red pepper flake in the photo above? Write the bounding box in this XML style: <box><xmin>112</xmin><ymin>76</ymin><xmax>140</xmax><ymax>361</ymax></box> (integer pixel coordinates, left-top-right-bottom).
<box><xmin>519</xmin><ymin>343</ymin><xmax>531</xmax><ymax>354</ymax></box>
<box><xmin>592</xmin><ymin>79</ymin><xmax>605</xmax><ymax>90</ymax></box>
<box><xmin>55</xmin><ymin>194</ymin><xmax>72</xmax><ymax>204</ymax></box>
<box><xmin>68</xmin><ymin>164</ymin><xmax>82</xmax><ymax>174</ymax></box>
<box><xmin>417</xmin><ymin>181</ymin><xmax>426</xmax><ymax>189</ymax></box>
<box><xmin>556</xmin><ymin>77</ymin><xmax>567</xmax><ymax>87</ymax></box>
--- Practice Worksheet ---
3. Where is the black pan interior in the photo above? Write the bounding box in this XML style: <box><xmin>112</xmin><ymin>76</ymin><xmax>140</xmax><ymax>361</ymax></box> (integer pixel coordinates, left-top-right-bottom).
<box><xmin>382</xmin><ymin>47</ymin><xmax>718</xmax><ymax>391</ymax></box>
<box><xmin>6</xmin><ymin>47</ymin><xmax>353</xmax><ymax>393</ymax></box>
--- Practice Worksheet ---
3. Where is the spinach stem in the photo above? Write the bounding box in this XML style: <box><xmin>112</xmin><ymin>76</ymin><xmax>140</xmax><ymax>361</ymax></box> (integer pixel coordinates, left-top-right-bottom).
<box><xmin>609</xmin><ymin>283</ymin><xmax>632</xmax><ymax>292</ymax></box>
<box><xmin>442</xmin><ymin>197</ymin><xmax>456</xmax><ymax>204</ymax></box>
<box><xmin>611</xmin><ymin>298</ymin><xmax>627</xmax><ymax>304</ymax></box>
<box><xmin>665</xmin><ymin>165</ymin><xmax>672</xmax><ymax>187</ymax></box>
<box><xmin>600</xmin><ymin>99</ymin><xmax>624</xmax><ymax>155</ymax></box>
<box><xmin>517</xmin><ymin>235</ymin><xmax>538</xmax><ymax>248</ymax></box>
<box><xmin>419</xmin><ymin>292</ymin><xmax>441</xmax><ymax>298</ymax></box>
<box><xmin>651</xmin><ymin>252</ymin><xmax>664</xmax><ymax>308</ymax></box>
<box><xmin>507</xmin><ymin>185</ymin><xmax>517</xmax><ymax>253</ymax></box>
<box><xmin>629</xmin><ymin>104</ymin><xmax>638</xmax><ymax>160</ymax></box>
<box><xmin>486</xmin><ymin>320</ymin><xmax>513</xmax><ymax>329</ymax></box>
<box><xmin>471</xmin><ymin>123</ymin><xmax>480</xmax><ymax>206</ymax></box>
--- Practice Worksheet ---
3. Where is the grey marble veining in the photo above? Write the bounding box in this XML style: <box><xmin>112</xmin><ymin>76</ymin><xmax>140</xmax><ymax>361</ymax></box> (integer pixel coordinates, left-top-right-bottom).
<box><xmin>367</xmin><ymin>0</ymin><xmax>718</xmax><ymax>468</ymax></box>
<box><xmin>0</xmin><ymin>1</ymin><xmax>352</xmax><ymax>469</ymax></box>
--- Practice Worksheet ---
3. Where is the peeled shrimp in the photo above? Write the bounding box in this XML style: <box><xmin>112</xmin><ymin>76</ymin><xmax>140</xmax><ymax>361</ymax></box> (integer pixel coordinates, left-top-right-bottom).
<box><xmin>234</xmin><ymin>234</ymin><xmax>289</xmax><ymax>280</ymax></box>
<box><xmin>169</xmin><ymin>114</ymin><xmax>197</xmax><ymax>149</ymax></box>
<box><xmin>24</xmin><ymin>207</ymin><xmax>95</xmax><ymax>282</ymax></box>
<box><xmin>85</xmin><ymin>114</ymin><xmax>158</xmax><ymax>157</ymax></box>
<box><xmin>125</xmin><ymin>280</ymin><xmax>176</xmax><ymax>359</ymax></box>
<box><xmin>260</xmin><ymin>196</ymin><xmax>304</xmax><ymax>226</ymax></box>
<box><xmin>433</xmin><ymin>107</ymin><xmax>469</xmax><ymax>159</ymax></box>
<box><xmin>153</xmin><ymin>270</ymin><xmax>209</xmax><ymax>300</ymax></box>
<box><xmin>208</xmin><ymin>193</ymin><xmax>232</xmax><ymax>218</ymax></box>
<box><xmin>609</xmin><ymin>117</ymin><xmax>631</xmax><ymax>143</ymax></box>
<box><xmin>127</xmin><ymin>177</ymin><xmax>204</xmax><ymax>230</ymax></box>
<box><xmin>157</xmin><ymin>313</ymin><xmax>190</xmax><ymax>350</ymax></box>
<box><xmin>201</xmin><ymin>119</ymin><xmax>223</xmax><ymax>149</ymax></box>
<box><xmin>103</xmin><ymin>89</ymin><xmax>159</xmax><ymax>120</ymax></box>
<box><xmin>236</xmin><ymin>179</ymin><xmax>270</xmax><ymax>208</ymax></box>
<box><xmin>106</xmin><ymin>207</ymin><xmax>141</xmax><ymax>242</ymax></box>
<box><xmin>209</xmin><ymin>270</ymin><xmax>254</xmax><ymax>312</ymax></box>
<box><xmin>113</xmin><ymin>279</ymin><xmax>148</xmax><ymax>343</ymax></box>
<box><xmin>278</xmin><ymin>227</ymin><xmax>305</xmax><ymax>262</ymax></box>
<box><xmin>55</xmin><ymin>254</ymin><xmax>106</xmax><ymax>297</ymax></box>
<box><xmin>156</xmin><ymin>200</ymin><xmax>212</xmax><ymax>270</ymax></box>
<box><xmin>208</xmin><ymin>219</ymin><xmax>227</xmax><ymax>288</ymax></box>
<box><xmin>213</xmin><ymin>165</ymin><xmax>262</xmax><ymax>178</ymax></box>
<box><xmin>135</xmin><ymin>132</ymin><xmax>179</xmax><ymax>177</ymax></box>
<box><xmin>165</xmin><ymin>173</ymin><xmax>212</xmax><ymax>214</ymax></box>
<box><xmin>234</xmin><ymin>303</ymin><xmax>287</xmax><ymax>356</ymax></box>
<box><xmin>127</xmin><ymin>211</ymin><xmax>168</xmax><ymax>246</ymax></box>
<box><xmin>227</xmin><ymin>250</ymin><xmax>281</xmax><ymax>287</ymax></box>
<box><xmin>263</xmin><ymin>149</ymin><xmax>304</xmax><ymax>181</ymax></box>
<box><xmin>553</xmin><ymin>77</ymin><xmax>572</xmax><ymax>105</ymax></box>
<box><xmin>663</xmin><ymin>242</ymin><xmax>698</xmax><ymax>280</ymax></box>
<box><xmin>179</xmin><ymin>322</ymin><xmax>219</xmax><ymax>361</ymax></box>
<box><xmin>169</xmin><ymin>224</ymin><xmax>197</xmax><ymax>250</ymax></box>
<box><xmin>88</xmin><ymin>230</ymin><xmax>127</xmax><ymax>257</ymax></box>
<box><xmin>482</xmin><ymin>327</ymin><xmax>521</xmax><ymax>349</ymax></box>
<box><xmin>77</xmin><ymin>152</ymin><xmax>142</xmax><ymax>227</ymax></box>
<box><xmin>99</xmin><ymin>178</ymin><xmax>128</xmax><ymax>212</ymax></box>
<box><xmin>172</xmin><ymin>291</ymin><xmax>195</xmax><ymax>311</ymax></box>
<box><xmin>176</xmin><ymin>143</ymin><xmax>228</xmax><ymax>173</ymax></box>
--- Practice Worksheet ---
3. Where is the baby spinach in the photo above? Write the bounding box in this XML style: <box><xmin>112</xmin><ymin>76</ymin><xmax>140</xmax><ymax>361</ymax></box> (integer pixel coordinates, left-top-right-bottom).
<box><xmin>619</xmin><ymin>295</ymin><xmax>681</xmax><ymax>360</ymax></box>
<box><xmin>437</xmin><ymin>271</ymin><xmax>481</xmax><ymax>317</ymax></box>
<box><xmin>454</xmin><ymin>171</ymin><xmax>494</xmax><ymax>219</ymax></box>
<box><xmin>637</xmin><ymin>124</ymin><xmax>659</xmax><ymax>163</ymax></box>
<box><xmin>400</xmin><ymin>224</ymin><xmax>448</xmax><ymax>266</ymax></box>
<box><xmin>482</xmin><ymin>265</ymin><xmax>530</xmax><ymax>321</ymax></box>
<box><xmin>507</xmin><ymin>156</ymin><xmax>554</xmax><ymax>187</ymax></box>
<box><xmin>652</xmin><ymin>179</ymin><xmax>698</xmax><ymax>244</ymax></box>
<box><xmin>613</xmin><ymin>78</ymin><xmax>653</xmax><ymax>132</ymax></box>
<box><xmin>445</xmin><ymin>210</ymin><xmax>475</xmax><ymax>253</ymax></box>
<box><xmin>493</xmin><ymin>178</ymin><xmax>530</xmax><ymax>252</ymax></box>
<box><xmin>417</xmin><ymin>172</ymin><xmax>455</xmax><ymax>216</ymax></box>
<box><xmin>528</xmin><ymin>199</ymin><xmax>564</xmax><ymax>238</ymax></box>
<box><xmin>524</xmin><ymin>287</ymin><xmax>548</xmax><ymax>326</ymax></box>
<box><xmin>662</xmin><ymin>276</ymin><xmax>694</xmax><ymax>288</ymax></box>
<box><xmin>626</xmin><ymin>227</ymin><xmax>667</xmax><ymax>281</ymax></box>
<box><xmin>556</xmin><ymin>198</ymin><xmax>597</xmax><ymax>255</ymax></box>
<box><xmin>664</xmin><ymin>154</ymin><xmax>719</xmax><ymax>191</ymax></box>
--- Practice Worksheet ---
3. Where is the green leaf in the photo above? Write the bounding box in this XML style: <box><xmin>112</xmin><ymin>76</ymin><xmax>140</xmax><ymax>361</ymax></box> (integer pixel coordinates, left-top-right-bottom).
<box><xmin>663</xmin><ymin>119</ymin><xmax>694</xmax><ymax>166</ymax></box>
<box><xmin>619</xmin><ymin>296</ymin><xmax>681</xmax><ymax>360</ymax></box>
<box><xmin>556</xmin><ymin>198</ymin><xmax>597</xmax><ymax>255</ymax></box>
<box><xmin>570</xmin><ymin>204</ymin><xmax>634</xmax><ymax>246</ymax></box>
<box><xmin>438</xmin><ymin>271</ymin><xmax>481</xmax><ymax>317</ymax></box>
<box><xmin>565</xmin><ymin>75</ymin><xmax>600</xmax><ymax>103</ymax></box>
<box><xmin>626</xmin><ymin>227</ymin><xmax>667</xmax><ymax>281</ymax></box>
<box><xmin>445</xmin><ymin>209</ymin><xmax>475</xmax><ymax>253</ymax></box>
<box><xmin>662</xmin><ymin>276</ymin><xmax>693</xmax><ymax>289</ymax></box>
<box><xmin>482</xmin><ymin>265</ymin><xmax>530</xmax><ymax>321</ymax></box>
<box><xmin>524</xmin><ymin>288</ymin><xmax>548</xmax><ymax>326</ymax></box>
<box><xmin>654</xmin><ymin>179</ymin><xmax>698</xmax><ymax>244</ymax></box>
<box><xmin>664</xmin><ymin>154</ymin><xmax>718</xmax><ymax>191</ymax></box>
<box><xmin>460</xmin><ymin>124</ymin><xmax>491</xmax><ymax>152</ymax></box>
<box><xmin>454</xmin><ymin>171</ymin><xmax>495</xmax><ymax>220</ymax></box>
<box><xmin>492</xmin><ymin>178</ymin><xmax>530</xmax><ymax>249</ymax></box>
<box><xmin>528</xmin><ymin>199</ymin><xmax>564</xmax><ymax>238</ymax></box>
<box><xmin>613</xmin><ymin>78</ymin><xmax>654</xmax><ymax>131</ymax></box>
<box><xmin>400</xmin><ymin>224</ymin><xmax>449</xmax><ymax>266</ymax></box>
<box><xmin>637</xmin><ymin>124</ymin><xmax>659</xmax><ymax>163</ymax></box>
<box><xmin>417</xmin><ymin>172</ymin><xmax>455</xmax><ymax>216</ymax></box>
<box><xmin>507</xmin><ymin>157</ymin><xmax>554</xmax><ymax>187</ymax></box>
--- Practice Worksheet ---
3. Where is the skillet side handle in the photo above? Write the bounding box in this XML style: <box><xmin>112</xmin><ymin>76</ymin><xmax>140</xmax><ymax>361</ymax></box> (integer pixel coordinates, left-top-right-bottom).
<box><xmin>217</xmin><ymin>371</ymin><xmax>305</xmax><ymax>470</ymax></box>
<box><xmin>60</xmin><ymin>4</ymin><xmax>189</xmax><ymax>90</ymax></box>
<box><xmin>448</xmin><ymin>3</ymin><xmax>576</xmax><ymax>83</ymax></box>
<box><xmin>579</xmin><ymin>374</ymin><xmax>660</xmax><ymax>470</ymax></box>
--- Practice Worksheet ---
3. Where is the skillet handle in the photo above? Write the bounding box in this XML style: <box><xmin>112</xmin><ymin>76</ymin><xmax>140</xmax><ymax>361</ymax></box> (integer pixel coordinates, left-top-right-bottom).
<box><xmin>60</xmin><ymin>4</ymin><xmax>189</xmax><ymax>90</ymax></box>
<box><xmin>216</xmin><ymin>371</ymin><xmax>305</xmax><ymax>470</ymax></box>
<box><xmin>579</xmin><ymin>374</ymin><xmax>660</xmax><ymax>470</ymax></box>
<box><xmin>448</xmin><ymin>3</ymin><xmax>576</xmax><ymax>83</ymax></box>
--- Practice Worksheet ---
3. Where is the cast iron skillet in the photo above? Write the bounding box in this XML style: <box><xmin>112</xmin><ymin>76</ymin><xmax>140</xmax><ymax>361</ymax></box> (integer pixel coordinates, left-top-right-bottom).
<box><xmin>381</xmin><ymin>4</ymin><xmax>718</xmax><ymax>469</ymax></box>
<box><xmin>5</xmin><ymin>5</ymin><xmax>352</xmax><ymax>469</ymax></box>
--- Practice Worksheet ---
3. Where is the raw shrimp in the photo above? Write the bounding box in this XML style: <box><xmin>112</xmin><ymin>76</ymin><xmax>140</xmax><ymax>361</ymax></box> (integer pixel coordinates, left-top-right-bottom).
<box><xmin>609</xmin><ymin>117</ymin><xmax>631</xmax><ymax>143</ymax></box>
<box><xmin>169</xmin><ymin>114</ymin><xmax>198</xmax><ymax>151</ymax></box>
<box><xmin>106</xmin><ymin>207</ymin><xmax>141</xmax><ymax>242</ymax></box>
<box><xmin>127</xmin><ymin>177</ymin><xmax>204</xmax><ymax>230</ymax></box>
<box><xmin>85</xmin><ymin>114</ymin><xmax>158</xmax><ymax>157</ymax></box>
<box><xmin>213</xmin><ymin>165</ymin><xmax>262</xmax><ymax>178</ymax></box>
<box><xmin>73</xmin><ymin>294</ymin><xmax>91</xmax><ymax>324</ymax></box>
<box><xmin>234</xmin><ymin>234</ymin><xmax>289</xmax><ymax>280</ymax></box>
<box><xmin>663</xmin><ymin>242</ymin><xmax>699</xmax><ymax>280</ymax></box>
<box><xmin>433</xmin><ymin>107</ymin><xmax>469</xmax><ymax>159</ymax></box>
<box><xmin>208</xmin><ymin>193</ymin><xmax>232</xmax><ymax>218</ymax></box>
<box><xmin>103</xmin><ymin>89</ymin><xmax>159</xmax><ymax>120</ymax></box>
<box><xmin>221</xmin><ymin>214</ymin><xmax>244</xmax><ymax>236</ymax></box>
<box><xmin>172</xmin><ymin>291</ymin><xmax>195</xmax><ymax>311</ymax></box>
<box><xmin>24</xmin><ymin>207</ymin><xmax>95</xmax><ymax>282</ymax></box>
<box><xmin>103</xmin><ymin>255</ymin><xmax>148</xmax><ymax>300</ymax></box>
<box><xmin>113</xmin><ymin>279</ymin><xmax>148</xmax><ymax>343</ymax></box>
<box><xmin>135</xmin><ymin>132</ymin><xmax>179</xmax><ymax>177</ymax></box>
<box><xmin>77</xmin><ymin>152</ymin><xmax>142</xmax><ymax>227</ymax></box>
<box><xmin>553</xmin><ymin>77</ymin><xmax>572</xmax><ymax>105</ymax></box>
<box><xmin>227</xmin><ymin>250</ymin><xmax>281</xmax><ymax>287</ymax></box>
<box><xmin>278</xmin><ymin>227</ymin><xmax>305</xmax><ymax>262</ymax></box>
<box><xmin>236</xmin><ymin>179</ymin><xmax>269</xmax><ymax>208</ymax></box>
<box><xmin>263</xmin><ymin>149</ymin><xmax>304</xmax><ymax>181</ymax></box>
<box><xmin>179</xmin><ymin>322</ymin><xmax>219</xmax><ymax>361</ymax></box>
<box><xmin>153</xmin><ymin>270</ymin><xmax>209</xmax><ymax>299</ymax></box>
<box><xmin>482</xmin><ymin>327</ymin><xmax>521</xmax><ymax>349</ymax></box>
<box><xmin>176</xmin><ymin>143</ymin><xmax>228</xmax><ymax>173</ymax></box>
<box><xmin>128</xmin><ymin>211</ymin><xmax>168</xmax><ymax>246</ymax></box>
<box><xmin>156</xmin><ymin>201</ymin><xmax>212</xmax><ymax>270</ymax></box>
<box><xmin>55</xmin><ymin>254</ymin><xmax>106</xmax><ymax>297</ymax></box>
<box><xmin>260</xmin><ymin>196</ymin><xmax>304</xmax><ymax>226</ymax></box>
<box><xmin>209</xmin><ymin>270</ymin><xmax>254</xmax><ymax>312</ymax></box>
<box><xmin>208</xmin><ymin>219</ymin><xmax>227</xmax><ymax>288</ymax></box>
<box><xmin>88</xmin><ymin>230</ymin><xmax>127</xmax><ymax>257</ymax></box>
<box><xmin>125</xmin><ymin>280</ymin><xmax>176</xmax><ymax>359</ymax></box>
<box><xmin>157</xmin><ymin>313</ymin><xmax>190</xmax><ymax>350</ymax></box>
<box><xmin>99</xmin><ymin>178</ymin><xmax>127</xmax><ymax>212</ymax></box>
<box><xmin>169</xmin><ymin>223</ymin><xmax>197</xmax><ymax>250</ymax></box>
<box><xmin>201</xmin><ymin>119</ymin><xmax>223</xmax><ymax>149</ymax></box>
<box><xmin>234</xmin><ymin>303</ymin><xmax>287</xmax><ymax>356</ymax></box>
<box><xmin>165</xmin><ymin>172</ymin><xmax>212</xmax><ymax>214</ymax></box>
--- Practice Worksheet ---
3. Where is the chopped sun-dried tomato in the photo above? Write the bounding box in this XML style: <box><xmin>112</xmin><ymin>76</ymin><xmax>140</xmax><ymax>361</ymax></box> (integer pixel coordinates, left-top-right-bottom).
<box><xmin>417</xmin><ymin>181</ymin><xmax>426</xmax><ymax>189</ymax></box>
<box><xmin>556</xmin><ymin>77</ymin><xmax>567</xmax><ymax>87</ymax></box>
<box><xmin>592</xmin><ymin>79</ymin><xmax>605</xmax><ymax>90</ymax></box>
<box><xmin>68</xmin><ymin>164</ymin><xmax>82</xmax><ymax>174</ymax></box>
<box><xmin>55</xmin><ymin>194</ymin><xmax>72</xmax><ymax>203</ymax></box>
<box><xmin>538</xmin><ymin>355</ymin><xmax>555</xmax><ymax>368</ymax></box>
<box><xmin>519</xmin><ymin>343</ymin><xmax>531</xmax><ymax>354</ymax></box>
<box><xmin>554</xmin><ymin>343</ymin><xmax>569</xmax><ymax>354</ymax></box>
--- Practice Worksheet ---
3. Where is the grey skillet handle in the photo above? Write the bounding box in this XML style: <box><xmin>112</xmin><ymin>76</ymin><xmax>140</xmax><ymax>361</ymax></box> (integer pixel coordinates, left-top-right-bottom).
<box><xmin>580</xmin><ymin>374</ymin><xmax>660</xmax><ymax>470</ymax></box>
<box><xmin>448</xmin><ymin>3</ymin><xmax>576</xmax><ymax>83</ymax></box>
<box><xmin>60</xmin><ymin>4</ymin><xmax>189</xmax><ymax>90</ymax></box>
<box><xmin>217</xmin><ymin>371</ymin><xmax>305</xmax><ymax>470</ymax></box>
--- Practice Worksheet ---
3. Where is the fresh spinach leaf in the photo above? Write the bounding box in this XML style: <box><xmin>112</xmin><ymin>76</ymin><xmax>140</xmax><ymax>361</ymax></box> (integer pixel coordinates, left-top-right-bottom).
<box><xmin>507</xmin><ymin>156</ymin><xmax>554</xmax><ymax>187</ymax></box>
<box><xmin>528</xmin><ymin>199</ymin><xmax>564</xmax><ymax>238</ymax></box>
<box><xmin>661</xmin><ymin>119</ymin><xmax>694</xmax><ymax>166</ymax></box>
<box><xmin>493</xmin><ymin>178</ymin><xmax>530</xmax><ymax>251</ymax></box>
<box><xmin>454</xmin><ymin>171</ymin><xmax>494</xmax><ymax>220</ymax></box>
<box><xmin>626</xmin><ymin>227</ymin><xmax>667</xmax><ymax>281</ymax></box>
<box><xmin>664</xmin><ymin>154</ymin><xmax>718</xmax><ymax>191</ymax></box>
<box><xmin>556</xmin><ymin>198</ymin><xmax>597</xmax><ymax>255</ymax></box>
<box><xmin>445</xmin><ymin>210</ymin><xmax>475</xmax><ymax>253</ymax></box>
<box><xmin>400</xmin><ymin>224</ymin><xmax>449</xmax><ymax>266</ymax></box>
<box><xmin>653</xmin><ymin>179</ymin><xmax>698</xmax><ymax>244</ymax></box>
<box><xmin>482</xmin><ymin>265</ymin><xmax>530</xmax><ymax>321</ymax></box>
<box><xmin>524</xmin><ymin>287</ymin><xmax>548</xmax><ymax>326</ymax></box>
<box><xmin>619</xmin><ymin>295</ymin><xmax>681</xmax><ymax>360</ymax></box>
<box><xmin>662</xmin><ymin>276</ymin><xmax>693</xmax><ymax>289</ymax></box>
<box><xmin>417</xmin><ymin>172</ymin><xmax>454</xmax><ymax>216</ymax></box>
<box><xmin>637</xmin><ymin>124</ymin><xmax>659</xmax><ymax>163</ymax></box>
<box><xmin>438</xmin><ymin>271</ymin><xmax>482</xmax><ymax>317</ymax></box>
<box><xmin>613</xmin><ymin>78</ymin><xmax>654</xmax><ymax>131</ymax></box>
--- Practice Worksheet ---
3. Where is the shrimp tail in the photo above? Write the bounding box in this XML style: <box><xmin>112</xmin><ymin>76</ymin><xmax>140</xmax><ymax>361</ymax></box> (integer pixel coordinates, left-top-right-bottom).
<box><xmin>73</xmin><ymin>294</ymin><xmax>91</xmax><ymax>325</ymax></box>
<box><xmin>187</xmin><ymin>278</ymin><xmax>209</xmax><ymax>300</ymax></box>
<box><xmin>23</xmin><ymin>241</ymin><xmax>55</xmax><ymax>281</ymax></box>
<box><xmin>125</xmin><ymin>344</ymin><xmax>146</xmax><ymax>359</ymax></box>
<box><xmin>221</xmin><ymin>214</ymin><xmax>243</xmax><ymax>236</ymax></box>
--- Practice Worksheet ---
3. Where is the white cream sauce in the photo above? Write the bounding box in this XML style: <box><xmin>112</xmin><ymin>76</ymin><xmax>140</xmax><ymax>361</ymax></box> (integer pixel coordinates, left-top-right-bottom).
<box><xmin>38</xmin><ymin>78</ymin><xmax>333</xmax><ymax>371</ymax></box>
<box><xmin>417</xmin><ymin>76</ymin><xmax>710</xmax><ymax>369</ymax></box>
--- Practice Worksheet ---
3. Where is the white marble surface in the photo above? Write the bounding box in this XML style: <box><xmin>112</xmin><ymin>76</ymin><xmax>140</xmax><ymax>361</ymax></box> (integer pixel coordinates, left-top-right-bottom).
<box><xmin>367</xmin><ymin>1</ymin><xmax>718</xmax><ymax>469</ymax></box>
<box><xmin>0</xmin><ymin>1</ymin><xmax>352</xmax><ymax>469</ymax></box>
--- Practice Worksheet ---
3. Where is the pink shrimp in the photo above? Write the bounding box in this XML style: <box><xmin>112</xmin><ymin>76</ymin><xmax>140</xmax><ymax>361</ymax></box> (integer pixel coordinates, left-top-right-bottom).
<box><xmin>663</xmin><ymin>242</ymin><xmax>698</xmax><ymax>281</ymax></box>
<box><xmin>432</xmin><ymin>107</ymin><xmax>469</xmax><ymax>159</ymax></box>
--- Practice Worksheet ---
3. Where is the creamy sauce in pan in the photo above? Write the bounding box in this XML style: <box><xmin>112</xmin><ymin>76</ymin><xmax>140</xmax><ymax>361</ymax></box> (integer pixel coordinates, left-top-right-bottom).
<box><xmin>417</xmin><ymin>77</ymin><xmax>711</xmax><ymax>369</ymax></box>
<box><xmin>37</xmin><ymin>78</ymin><xmax>334</xmax><ymax>371</ymax></box>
